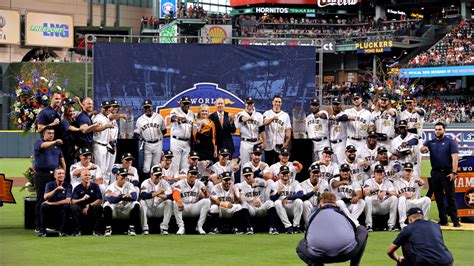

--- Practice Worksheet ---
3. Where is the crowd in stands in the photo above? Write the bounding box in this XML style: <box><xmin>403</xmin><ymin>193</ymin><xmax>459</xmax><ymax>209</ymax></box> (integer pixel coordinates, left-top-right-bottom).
<box><xmin>420</xmin><ymin>98</ymin><xmax>473</xmax><ymax>123</ymax></box>
<box><xmin>409</xmin><ymin>19</ymin><xmax>474</xmax><ymax>67</ymax></box>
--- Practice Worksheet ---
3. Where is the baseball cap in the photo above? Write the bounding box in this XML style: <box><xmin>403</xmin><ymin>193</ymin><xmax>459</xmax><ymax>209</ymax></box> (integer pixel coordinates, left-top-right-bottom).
<box><xmin>374</xmin><ymin>164</ymin><xmax>385</xmax><ymax>172</ymax></box>
<box><xmin>220</xmin><ymin>171</ymin><xmax>232</xmax><ymax>180</ymax></box>
<box><xmin>188</xmin><ymin>165</ymin><xmax>199</xmax><ymax>174</ymax></box>
<box><xmin>279</xmin><ymin>148</ymin><xmax>290</xmax><ymax>156</ymax></box>
<box><xmin>377</xmin><ymin>146</ymin><xmax>388</xmax><ymax>154</ymax></box>
<box><xmin>242</xmin><ymin>167</ymin><xmax>253</xmax><ymax>176</ymax></box>
<box><xmin>189</xmin><ymin>151</ymin><xmax>200</xmax><ymax>159</ymax></box>
<box><xmin>245</xmin><ymin>97</ymin><xmax>255</xmax><ymax>104</ymax></box>
<box><xmin>143</xmin><ymin>100</ymin><xmax>153</xmax><ymax>107</ymax></box>
<box><xmin>219</xmin><ymin>148</ymin><xmax>231</xmax><ymax>156</ymax></box>
<box><xmin>407</xmin><ymin>207</ymin><xmax>423</xmax><ymax>217</ymax></box>
<box><xmin>252</xmin><ymin>146</ymin><xmax>263</xmax><ymax>154</ymax></box>
<box><xmin>399</xmin><ymin>120</ymin><xmax>408</xmax><ymax>128</ymax></box>
<box><xmin>352</xmin><ymin>92</ymin><xmax>362</xmax><ymax>99</ymax></box>
<box><xmin>403</xmin><ymin>162</ymin><xmax>414</xmax><ymax>170</ymax></box>
<box><xmin>121</xmin><ymin>152</ymin><xmax>135</xmax><ymax>160</ymax></box>
<box><xmin>405</xmin><ymin>96</ymin><xmax>414</xmax><ymax>103</ymax></box>
<box><xmin>340</xmin><ymin>164</ymin><xmax>351</xmax><ymax>171</ymax></box>
<box><xmin>151</xmin><ymin>165</ymin><xmax>162</xmax><ymax>176</ymax></box>
<box><xmin>332</xmin><ymin>97</ymin><xmax>341</xmax><ymax>104</ymax></box>
<box><xmin>79</xmin><ymin>147</ymin><xmax>92</xmax><ymax>156</ymax></box>
<box><xmin>116</xmin><ymin>168</ymin><xmax>128</xmax><ymax>176</ymax></box>
<box><xmin>310</xmin><ymin>98</ymin><xmax>320</xmax><ymax>105</ymax></box>
<box><xmin>101</xmin><ymin>101</ymin><xmax>111</xmax><ymax>108</ymax></box>
<box><xmin>163</xmin><ymin>150</ymin><xmax>174</xmax><ymax>158</ymax></box>
<box><xmin>111</xmin><ymin>100</ymin><xmax>120</xmax><ymax>106</ymax></box>
<box><xmin>309</xmin><ymin>164</ymin><xmax>320</xmax><ymax>173</ymax></box>
<box><xmin>280</xmin><ymin>165</ymin><xmax>290</xmax><ymax>174</ymax></box>
<box><xmin>180</xmin><ymin>96</ymin><xmax>191</xmax><ymax>104</ymax></box>
<box><xmin>368</xmin><ymin>131</ymin><xmax>378</xmax><ymax>138</ymax></box>
<box><xmin>346</xmin><ymin>145</ymin><xmax>357</xmax><ymax>152</ymax></box>
<box><xmin>62</xmin><ymin>98</ymin><xmax>75</xmax><ymax>106</ymax></box>
<box><xmin>322</xmin><ymin>147</ymin><xmax>333</xmax><ymax>154</ymax></box>
<box><xmin>379</xmin><ymin>93</ymin><xmax>389</xmax><ymax>100</ymax></box>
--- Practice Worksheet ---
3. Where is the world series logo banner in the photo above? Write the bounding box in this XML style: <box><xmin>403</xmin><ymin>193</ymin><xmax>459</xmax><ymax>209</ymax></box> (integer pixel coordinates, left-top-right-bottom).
<box><xmin>0</xmin><ymin>173</ymin><xmax>15</xmax><ymax>205</ymax></box>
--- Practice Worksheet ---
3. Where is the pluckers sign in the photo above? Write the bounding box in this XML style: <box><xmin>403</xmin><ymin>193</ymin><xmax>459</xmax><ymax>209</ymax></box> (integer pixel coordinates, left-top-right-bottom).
<box><xmin>356</xmin><ymin>40</ymin><xmax>393</xmax><ymax>54</ymax></box>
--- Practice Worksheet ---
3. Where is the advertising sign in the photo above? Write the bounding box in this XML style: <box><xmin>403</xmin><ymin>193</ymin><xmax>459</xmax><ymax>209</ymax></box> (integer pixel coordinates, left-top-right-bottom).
<box><xmin>400</xmin><ymin>65</ymin><xmax>474</xmax><ymax>78</ymax></box>
<box><xmin>0</xmin><ymin>9</ymin><xmax>20</xmax><ymax>45</ymax></box>
<box><xmin>159</xmin><ymin>24</ymin><xmax>178</xmax><ymax>43</ymax></box>
<box><xmin>455</xmin><ymin>156</ymin><xmax>474</xmax><ymax>221</ymax></box>
<box><xmin>200</xmin><ymin>25</ymin><xmax>232</xmax><ymax>44</ymax></box>
<box><xmin>25</xmin><ymin>12</ymin><xmax>73</xmax><ymax>48</ymax></box>
<box><xmin>160</xmin><ymin>0</ymin><xmax>177</xmax><ymax>18</ymax></box>
<box><xmin>355</xmin><ymin>40</ymin><xmax>392</xmax><ymax>54</ymax></box>
<box><xmin>239</xmin><ymin>39</ymin><xmax>335</xmax><ymax>53</ymax></box>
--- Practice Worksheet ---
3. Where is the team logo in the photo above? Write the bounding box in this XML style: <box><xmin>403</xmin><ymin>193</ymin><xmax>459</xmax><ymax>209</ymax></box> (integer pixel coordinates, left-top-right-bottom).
<box><xmin>162</xmin><ymin>2</ymin><xmax>175</xmax><ymax>16</ymax></box>
<box><xmin>464</xmin><ymin>188</ymin><xmax>474</xmax><ymax>208</ymax></box>
<box><xmin>207</xmin><ymin>26</ymin><xmax>227</xmax><ymax>44</ymax></box>
<box><xmin>0</xmin><ymin>173</ymin><xmax>16</xmax><ymax>205</ymax></box>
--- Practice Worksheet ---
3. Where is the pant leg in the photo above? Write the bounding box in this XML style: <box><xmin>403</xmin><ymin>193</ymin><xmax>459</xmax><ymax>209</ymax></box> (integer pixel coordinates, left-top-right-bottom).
<box><xmin>34</xmin><ymin>172</ymin><xmax>54</xmax><ymax>229</ymax></box>
<box><xmin>89</xmin><ymin>205</ymin><xmax>104</xmax><ymax>233</ymax></box>
<box><xmin>173</xmin><ymin>201</ymin><xmax>185</xmax><ymax>228</ymax></box>
<box><xmin>129</xmin><ymin>203</ymin><xmax>141</xmax><ymax>227</ymax></box>
<box><xmin>350</xmin><ymin>199</ymin><xmax>365</xmax><ymax>221</ymax></box>
<box><xmin>431</xmin><ymin>170</ymin><xmax>448</xmax><ymax>224</ymax></box>
<box><xmin>160</xmin><ymin>200</ymin><xmax>173</xmax><ymax>230</ymax></box>
<box><xmin>39</xmin><ymin>202</ymin><xmax>52</xmax><ymax>231</ymax></box>
<box><xmin>425</xmin><ymin>178</ymin><xmax>433</xmax><ymax>198</ymax></box>
<box><xmin>364</xmin><ymin>197</ymin><xmax>374</xmax><ymax>227</ymax></box>
<box><xmin>140</xmin><ymin>200</ymin><xmax>149</xmax><ymax>230</ymax></box>
<box><xmin>296</xmin><ymin>239</ymin><xmax>324</xmax><ymax>266</ymax></box>
<box><xmin>180</xmin><ymin>142</ymin><xmax>191</xmax><ymax>172</ymax></box>
<box><xmin>338</xmin><ymin>200</ymin><xmax>360</xmax><ymax>226</ymax></box>
<box><xmin>349</xmin><ymin>226</ymin><xmax>368</xmax><ymax>266</ymax></box>
<box><xmin>398</xmin><ymin>196</ymin><xmax>408</xmax><ymax>227</ymax></box>
<box><xmin>93</xmin><ymin>144</ymin><xmax>108</xmax><ymax>173</ymax></box>
<box><xmin>143</xmin><ymin>143</ymin><xmax>153</xmax><ymax>174</ymax></box>
<box><xmin>420</xmin><ymin>197</ymin><xmax>431</xmax><ymax>220</ymax></box>
<box><xmin>292</xmin><ymin>199</ymin><xmax>304</xmax><ymax>227</ymax></box>
<box><xmin>387</xmin><ymin>196</ymin><xmax>399</xmax><ymax>227</ymax></box>
<box><xmin>401</xmin><ymin>243</ymin><xmax>417</xmax><ymax>266</ymax></box>
<box><xmin>441</xmin><ymin>174</ymin><xmax>459</xmax><ymax>224</ymax></box>
<box><xmin>59</xmin><ymin>204</ymin><xmax>71</xmax><ymax>233</ymax></box>
<box><xmin>103</xmin><ymin>205</ymin><xmax>113</xmax><ymax>227</ymax></box>
<box><xmin>71</xmin><ymin>204</ymin><xmax>83</xmax><ymax>232</ymax></box>
<box><xmin>275</xmin><ymin>200</ymin><xmax>292</xmax><ymax>228</ymax></box>
<box><xmin>170</xmin><ymin>138</ymin><xmax>181</xmax><ymax>174</ymax></box>
<box><xmin>303</xmin><ymin>201</ymin><xmax>314</xmax><ymax>225</ymax></box>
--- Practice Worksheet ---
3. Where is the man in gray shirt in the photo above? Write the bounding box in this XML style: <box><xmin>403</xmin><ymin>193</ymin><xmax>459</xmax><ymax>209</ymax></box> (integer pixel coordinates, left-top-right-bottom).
<box><xmin>296</xmin><ymin>192</ymin><xmax>368</xmax><ymax>266</ymax></box>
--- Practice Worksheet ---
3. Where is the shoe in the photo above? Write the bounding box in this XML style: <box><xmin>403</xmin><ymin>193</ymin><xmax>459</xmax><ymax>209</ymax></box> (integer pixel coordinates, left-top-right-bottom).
<box><xmin>104</xmin><ymin>226</ymin><xmax>112</xmax><ymax>237</ymax></box>
<box><xmin>367</xmin><ymin>225</ymin><xmax>373</xmax><ymax>232</ymax></box>
<box><xmin>285</xmin><ymin>227</ymin><xmax>294</xmax><ymax>234</ymax></box>
<box><xmin>400</xmin><ymin>223</ymin><xmax>407</xmax><ymax>230</ymax></box>
<box><xmin>438</xmin><ymin>221</ymin><xmax>449</xmax><ymax>226</ymax></box>
<box><xmin>196</xmin><ymin>226</ymin><xmax>206</xmax><ymax>235</ymax></box>
<box><xmin>93</xmin><ymin>231</ymin><xmax>102</xmax><ymax>236</ymax></box>
<box><xmin>160</xmin><ymin>229</ymin><xmax>169</xmax><ymax>235</ymax></box>
<box><xmin>143</xmin><ymin>229</ymin><xmax>149</xmax><ymax>235</ymax></box>
<box><xmin>293</xmin><ymin>226</ymin><xmax>302</xmax><ymax>234</ymax></box>
<box><xmin>128</xmin><ymin>226</ymin><xmax>136</xmax><ymax>236</ymax></box>
<box><xmin>72</xmin><ymin>231</ymin><xmax>81</xmax><ymax>237</ymax></box>
<box><xmin>246</xmin><ymin>227</ymin><xmax>254</xmax><ymax>235</ymax></box>
<box><xmin>37</xmin><ymin>230</ymin><xmax>47</xmax><ymax>237</ymax></box>
<box><xmin>208</xmin><ymin>228</ymin><xmax>219</xmax><ymax>235</ymax></box>
<box><xmin>233</xmin><ymin>228</ymin><xmax>244</xmax><ymax>234</ymax></box>
<box><xmin>388</xmin><ymin>225</ymin><xmax>399</xmax><ymax>232</ymax></box>
<box><xmin>176</xmin><ymin>227</ymin><xmax>185</xmax><ymax>235</ymax></box>
<box><xmin>269</xmin><ymin>227</ymin><xmax>279</xmax><ymax>235</ymax></box>
<box><xmin>453</xmin><ymin>222</ymin><xmax>461</xmax><ymax>228</ymax></box>
<box><xmin>59</xmin><ymin>232</ymin><xmax>67</xmax><ymax>237</ymax></box>
<box><xmin>46</xmin><ymin>228</ymin><xmax>56</xmax><ymax>233</ymax></box>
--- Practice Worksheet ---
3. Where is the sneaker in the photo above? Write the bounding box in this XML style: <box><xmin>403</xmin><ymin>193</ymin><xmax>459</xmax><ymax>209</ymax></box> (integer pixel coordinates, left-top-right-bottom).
<box><xmin>72</xmin><ymin>231</ymin><xmax>81</xmax><ymax>237</ymax></box>
<box><xmin>388</xmin><ymin>225</ymin><xmax>399</xmax><ymax>232</ymax></box>
<box><xmin>400</xmin><ymin>223</ymin><xmax>407</xmax><ymax>230</ymax></box>
<box><xmin>285</xmin><ymin>227</ymin><xmax>294</xmax><ymax>234</ymax></box>
<box><xmin>208</xmin><ymin>228</ymin><xmax>219</xmax><ymax>235</ymax></box>
<box><xmin>142</xmin><ymin>229</ymin><xmax>149</xmax><ymax>235</ymax></box>
<box><xmin>37</xmin><ymin>230</ymin><xmax>47</xmax><ymax>237</ymax></box>
<box><xmin>176</xmin><ymin>227</ymin><xmax>185</xmax><ymax>235</ymax></box>
<box><xmin>453</xmin><ymin>222</ymin><xmax>461</xmax><ymax>228</ymax></box>
<box><xmin>367</xmin><ymin>225</ymin><xmax>373</xmax><ymax>232</ymax></box>
<box><xmin>93</xmin><ymin>231</ymin><xmax>102</xmax><ymax>236</ymax></box>
<box><xmin>104</xmin><ymin>226</ymin><xmax>112</xmax><ymax>237</ymax></box>
<box><xmin>233</xmin><ymin>228</ymin><xmax>244</xmax><ymax>234</ymax></box>
<box><xmin>246</xmin><ymin>227</ymin><xmax>254</xmax><ymax>235</ymax></box>
<box><xmin>196</xmin><ymin>226</ymin><xmax>206</xmax><ymax>235</ymax></box>
<box><xmin>46</xmin><ymin>228</ymin><xmax>56</xmax><ymax>233</ymax></box>
<box><xmin>293</xmin><ymin>226</ymin><xmax>302</xmax><ymax>234</ymax></box>
<box><xmin>35</xmin><ymin>227</ymin><xmax>41</xmax><ymax>233</ymax></box>
<box><xmin>160</xmin><ymin>229</ymin><xmax>169</xmax><ymax>235</ymax></box>
<box><xmin>128</xmin><ymin>226</ymin><xmax>136</xmax><ymax>236</ymax></box>
<box><xmin>269</xmin><ymin>227</ymin><xmax>279</xmax><ymax>235</ymax></box>
<box><xmin>59</xmin><ymin>232</ymin><xmax>67</xmax><ymax>237</ymax></box>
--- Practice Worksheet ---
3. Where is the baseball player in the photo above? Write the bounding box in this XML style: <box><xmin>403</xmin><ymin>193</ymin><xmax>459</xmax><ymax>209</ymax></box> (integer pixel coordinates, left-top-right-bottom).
<box><xmin>343</xmin><ymin>145</ymin><xmax>367</xmax><ymax>185</ymax></box>
<box><xmin>328</xmin><ymin>97</ymin><xmax>349</xmax><ymax>164</ymax></box>
<box><xmin>270</xmin><ymin>166</ymin><xmax>304</xmax><ymax>234</ymax></box>
<box><xmin>242</xmin><ymin>146</ymin><xmax>271</xmax><ymax>181</ymax></box>
<box><xmin>235</xmin><ymin>97</ymin><xmax>264</xmax><ymax>165</ymax></box>
<box><xmin>70</xmin><ymin>147</ymin><xmax>104</xmax><ymax>192</ymax></box>
<box><xmin>104</xmin><ymin>99</ymin><xmax>127</xmax><ymax>186</ymax></box>
<box><xmin>134</xmin><ymin>100</ymin><xmax>167</xmax><ymax>177</ymax></box>
<box><xmin>92</xmin><ymin>101</ymin><xmax>115</xmax><ymax>176</ymax></box>
<box><xmin>103</xmin><ymin>168</ymin><xmax>141</xmax><ymax>236</ymax></box>
<box><xmin>265</xmin><ymin>148</ymin><xmax>302</xmax><ymax>182</ymax></box>
<box><xmin>305</xmin><ymin>98</ymin><xmax>330</xmax><ymax>162</ymax></box>
<box><xmin>363</xmin><ymin>164</ymin><xmax>399</xmax><ymax>232</ymax></box>
<box><xmin>300</xmin><ymin>164</ymin><xmax>329</xmax><ymax>225</ymax></box>
<box><xmin>356</xmin><ymin>131</ymin><xmax>380</xmax><ymax>174</ymax></box>
<box><xmin>262</xmin><ymin>95</ymin><xmax>292</xmax><ymax>165</ymax></box>
<box><xmin>160</xmin><ymin>151</ymin><xmax>177</xmax><ymax>184</ymax></box>
<box><xmin>310</xmin><ymin>147</ymin><xmax>339</xmax><ymax>181</ymax></box>
<box><xmin>390</xmin><ymin>120</ymin><xmax>420</xmax><ymax>178</ymax></box>
<box><xmin>369</xmin><ymin>93</ymin><xmax>398</xmax><ymax>149</ymax></box>
<box><xmin>176</xmin><ymin>151</ymin><xmax>212</xmax><ymax>183</ymax></box>
<box><xmin>210</xmin><ymin>148</ymin><xmax>239</xmax><ymax>185</ymax></box>
<box><xmin>172</xmin><ymin>166</ymin><xmax>211</xmax><ymax>235</ymax></box>
<box><xmin>237</xmin><ymin>167</ymin><xmax>279</xmax><ymax>234</ymax></box>
<box><xmin>111</xmin><ymin>153</ymin><xmax>139</xmax><ymax>187</ymax></box>
<box><xmin>139</xmin><ymin>166</ymin><xmax>173</xmax><ymax>235</ymax></box>
<box><xmin>372</xmin><ymin>146</ymin><xmax>401</xmax><ymax>182</ymax></box>
<box><xmin>170</xmin><ymin>96</ymin><xmax>195</xmax><ymax>174</ymax></box>
<box><xmin>208</xmin><ymin>172</ymin><xmax>252</xmax><ymax>234</ymax></box>
<box><xmin>394</xmin><ymin>163</ymin><xmax>431</xmax><ymax>229</ymax></box>
<box><xmin>330</xmin><ymin>164</ymin><xmax>365</xmax><ymax>226</ymax></box>
<box><xmin>345</xmin><ymin>93</ymin><xmax>372</xmax><ymax>150</ymax></box>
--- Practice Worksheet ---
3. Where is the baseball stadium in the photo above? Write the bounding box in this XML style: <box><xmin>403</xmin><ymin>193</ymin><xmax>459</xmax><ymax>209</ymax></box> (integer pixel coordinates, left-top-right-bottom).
<box><xmin>0</xmin><ymin>0</ymin><xmax>473</xmax><ymax>265</ymax></box>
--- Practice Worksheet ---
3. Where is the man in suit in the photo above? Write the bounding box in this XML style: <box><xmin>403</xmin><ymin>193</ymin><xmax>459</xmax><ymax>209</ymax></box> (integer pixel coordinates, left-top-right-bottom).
<box><xmin>210</xmin><ymin>98</ymin><xmax>236</xmax><ymax>157</ymax></box>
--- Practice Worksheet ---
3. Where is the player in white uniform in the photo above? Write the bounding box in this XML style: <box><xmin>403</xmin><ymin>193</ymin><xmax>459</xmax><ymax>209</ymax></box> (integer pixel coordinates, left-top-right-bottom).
<box><xmin>70</xmin><ymin>147</ymin><xmax>104</xmax><ymax>192</ymax></box>
<box><xmin>270</xmin><ymin>166</ymin><xmax>304</xmax><ymax>234</ymax></box>
<box><xmin>103</xmin><ymin>168</ymin><xmax>141</xmax><ymax>236</ymax></box>
<box><xmin>104</xmin><ymin>99</ymin><xmax>125</xmax><ymax>184</ymax></box>
<box><xmin>170</xmin><ymin>96</ymin><xmax>195</xmax><ymax>174</ymax></box>
<box><xmin>134</xmin><ymin>100</ymin><xmax>167</xmax><ymax>177</ymax></box>
<box><xmin>305</xmin><ymin>98</ymin><xmax>330</xmax><ymax>162</ymax></box>
<box><xmin>363</xmin><ymin>164</ymin><xmax>399</xmax><ymax>232</ymax></box>
<box><xmin>394</xmin><ymin>163</ymin><xmax>431</xmax><ymax>229</ymax></box>
<box><xmin>390</xmin><ymin>120</ymin><xmax>421</xmax><ymax>178</ymax></box>
<box><xmin>110</xmin><ymin>153</ymin><xmax>139</xmax><ymax>187</ymax></box>
<box><xmin>172</xmin><ymin>166</ymin><xmax>211</xmax><ymax>235</ymax></box>
<box><xmin>265</xmin><ymin>148</ymin><xmax>302</xmax><ymax>182</ymax></box>
<box><xmin>237</xmin><ymin>167</ymin><xmax>279</xmax><ymax>234</ymax></box>
<box><xmin>356</xmin><ymin>131</ymin><xmax>380</xmax><ymax>178</ymax></box>
<box><xmin>330</xmin><ymin>164</ymin><xmax>365</xmax><ymax>226</ymax></box>
<box><xmin>92</xmin><ymin>101</ymin><xmax>114</xmax><ymax>176</ymax></box>
<box><xmin>372</xmin><ymin>146</ymin><xmax>401</xmax><ymax>182</ymax></box>
<box><xmin>176</xmin><ymin>151</ymin><xmax>213</xmax><ymax>183</ymax></box>
<box><xmin>343</xmin><ymin>145</ymin><xmax>367</xmax><ymax>185</ymax></box>
<box><xmin>235</xmin><ymin>97</ymin><xmax>264</xmax><ymax>165</ymax></box>
<box><xmin>210</xmin><ymin>148</ymin><xmax>239</xmax><ymax>185</ymax></box>
<box><xmin>139</xmin><ymin>166</ymin><xmax>173</xmax><ymax>235</ymax></box>
<box><xmin>329</xmin><ymin>97</ymin><xmax>349</xmax><ymax>164</ymax></box>
<box><xmin>310</xmin><ymin>147</ymin><xmax>340</xmax><ymax>181</ymax></box>
<box><xmin>345</xmin><ymin>93</ymin><xmax>372</xmax><ymax>150</ymax></box>
<box><xmin>241</xmin><ymin>146</ymin><xmax>271</xmax><ymax>181</ymax></box>
<box><xmin>160</xmin><ymin>151</ymin><xmax>177</xmax><ymax>184</ymax></box>
<box><xmin>300</xmin><ymin>164</ymin><xmax>329</xmax><ymax>225</ymax></box>
<box><xmin>262</xmin><ymin>95</ymin><xmax>292</xmax><ymax>165</ymax></box>
<box><xmin>208</xmin><ymin>172</ymin><xmax>252</xmax><ymax>234</ymax></box>
<box><xmin>369</xmin><ymin>93</ymin><xmax>398</xmax><ymax>149</ymax></box>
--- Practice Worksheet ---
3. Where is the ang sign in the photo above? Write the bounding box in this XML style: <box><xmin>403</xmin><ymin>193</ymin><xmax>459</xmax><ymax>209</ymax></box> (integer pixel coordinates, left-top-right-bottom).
<box><xmin>25</xmin><ymin>12</ymin><xmax>73</xmax><ymax>48</ymax></box>
<box><xmin>317</xmin><ymin>0</ymin><xmax>360</xmax><ymax>8</ymax></box>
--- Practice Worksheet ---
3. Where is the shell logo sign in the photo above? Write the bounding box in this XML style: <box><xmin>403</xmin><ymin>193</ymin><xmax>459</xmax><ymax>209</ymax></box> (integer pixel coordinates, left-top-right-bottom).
<box><xmin>201</xmin><ymin>25</ymin><xmax>232</xmax><ymax>44</ymax></box>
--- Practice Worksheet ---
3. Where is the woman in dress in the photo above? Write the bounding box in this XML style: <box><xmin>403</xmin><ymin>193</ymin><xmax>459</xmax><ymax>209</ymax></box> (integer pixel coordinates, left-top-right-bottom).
<box><xmin>193</xmin><ymin>104</ymin><xmax>217</xmax><ymax>161</ymax></box>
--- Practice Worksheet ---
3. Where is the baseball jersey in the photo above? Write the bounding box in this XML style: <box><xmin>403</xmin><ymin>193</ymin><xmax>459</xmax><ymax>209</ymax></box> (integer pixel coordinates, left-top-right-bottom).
<box><xmin>364</xmin><ymin>178</ymin><xmax>396</xmax><ymax>201</ymax></box>
<box><xmin>300</xmin><ymin>178</ymin><xmax>329</xmax><ymax>206</ymax></box>
<box><xmin>390</xmin><ymin>133</ymin><xmax>420</xmax><ymax>165</ymax></box>
<box><xmin>270</xmin><ymin>179</ymin><xmax>303</xmax><ymax>202</ymax></box>
<box><xmin>170</xmin><ymin>108</ymin><xmax>195</xmax><ymax>139</ymax></box>
<box><xmin>343</xmin><ymin>158</ymin><xmax>367</xmax><ymax>185</ymax></box>
<box><xmin>111</xmin><ymin>164</ymin><xmax>139</xmax><ymax>184</ymax></box>
<box><xmin>179</xmin><ymin>161</ymin><xmax>210</xmax><ymax>180</ymax></box>
<box><xmin>237</xmin><ymin>178</ymin><xmax>269</xmax><ymax>204</ymax></box>
<box><xmin>266</xmin><ymin>162</ymin><xmax>297</xmax><ymax>181</ymax></box>
<box><xmin>135</xmin><ymin>112</ymin><xmax>166</xmax><ymax>141</ymax></box>
<box><xmin>70</xmin><ymin>162</ymin><xmax>103</xmax><ymax>189</ymax></box>
<box><xmin>140</xmin><ymin>178</ymin><xmax>172</xmax><ymax>206</ymax></box>
<box><xmin>211</xmin><ymin>161</ymin><xmax>235</xmax><ymax>181</ymax></box>
<box><xmin>345</xmin><ymin>108</ymin><xmax>371</xmax><ymax>138</ymax></box>
<box><xmin>370</xmin><ymin>161</ymin><xmax>401</xmax><ymax>182</ymax></box>
<box><xmin>356</xmin><ymin>145</ymin><xmax>380</xmax><ymax>166</ymax></box>
<box><xmin>370</xmin><ymin>109</ymin><xmax>397</xmax><ymax>137</ymax></box>
<box><xmin>305</xmin><ymin>111</ymin><xmax>329</xmax><ymax>139</ymax></box>
<box><xmin>211</xmin><ymin>183</ymin><xmax>239</xmax><ymax>202</ymax></box>
<box><xmin>399</xmin><ymin>109</ymin><xmax>425</xmax><ymax>136</ymax></box>
<box><xmin>310</xmin><ymin>161</ymin><xmax>340</xmax><ymax>181</ymax></box>
<box><xmin>394</xmin><ymin>176</ymin><xmax>423</xmax><ymax>200</ymax></box>
<box><xmin>92</xmin><ymin>113</ymin><xmax>110</xmax><ymax>144</ymax></box>
<box><xmin>329</xmin><ymin>177</ymin><xmax>362</xmax><ymax>201</ymax></box>
<box><xmin>173</xmin><ymin>179</ymin><xmax>207</xmax><ymax>204</ymax></box>
<box><xmin>262</xmin><ymin>110</ymin><xmax>291</xmax><ymax>150</ymax></box>
<box><xmin>105</xmin><ymin>181</ymin><xmax>137</xmax><ymax>205</ymax></box>
<box><xmin>161</xmin><ymin>165</ymin><xmax>177</xmax><ymax>179</ymax></box>
<box><xmin>235</xmin><ymin>110</ymin><xmax>263</xmax><ymax>139</ymax></box>
<box><xmin>329</xmin><ymin>112</ymin><xmax>348</xmax><ymax>141</ymax></box>
<box><xmin>242</xmin><ymin>161</ymin><xmax>269</xmax><ymax>179</ymax></box>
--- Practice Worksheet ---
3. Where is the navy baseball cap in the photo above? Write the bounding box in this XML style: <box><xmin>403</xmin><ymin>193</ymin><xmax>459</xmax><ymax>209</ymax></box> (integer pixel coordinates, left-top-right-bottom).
<box><xmin>189</xmin><ymin>151</ymin><xmax>200</xmax><ymax>159</ymax></box>
<box><xmin>111</xmin><ymin>100</ymin><xmax>120</xmax><ymax>106</ymax></box>
<box><xmin>121</xmin><ymin>153</ymin><xmax>135</xmax><ymax>160</ymax></box>
<box><xmin>407</xmin><ymin>207</ymin><xmax>423</xmax><ymax>217</ymax></box>
<box><xmin>79</xmin><ymin>147</ymin><xmax>92</xmax><ymax>155</ymax></box>
<box><xmin>352</xmin><ymin>92</ymin><xmax>362</xmax><ymax>99</ymax></box>
<box><xmin>340</xmin><ymin>164</ymin><xmax>351</xmax><ymax>172</ymax></box>
<box><xmin>405</xmin><ymin>96</ymin><xmax>414</xmax><ymax>103</ymax></box>
<box><xmin>220</xmin><ymin>171</ymin><xmax>232</xmax><ymax>180</ymax></box>
<box><xmin>219</xmin><ymin>148</ymin><xmax>231</xmax><ymax>156</ymax></box>
<box><xmin>188</xmin><ymin>165</ymin><xmax>199</xmax><ymax>174</ymax></box>
<box><xmin>280</xmin><ymin>165</ymin><xmax>290</xmax><ymax>174</ymax></box>
<box><xmin>101</xmin><ymin>101</ymin><xmax>111</xmax><ymax>108</ymax></box>
<box><xmin>62</xmin><ymin>97</ymin><xmax>75</xmax><ymax>106</ymax></box>
<box><xmin>245</xmin><ymin>97</ymin><xmax>255</xmax><ymax>104</ymax></box>
<box><xmin>279</xmin><ymin>148</ymin><xmax>290</xmax><ymax>156</ymax></box>
<box><xmin>143</xmin><ymin>100</ymin><xmax>153</xmax><ymax>107</ymax></box>
<box><xmin>346</xmin><ymin>145</ymin><xmax>357</xmax><ymax>152</ymax></box>
<box><xmin>242</xmin><ymin>167</ymin><xmax>253</xmax><ymax>176</ymax></box>
<box><xmin>368</xmin><ymin>131</ymin><xmax>378</xmax><ymax>138</ymax></box>
<box><xmin>399</xmin><ymin>120</ymin><xmax>408</xmax><ymax>127</ymax></box>
<box><xmin>252</xmin><ymin>146</ymin><xmax>263</xmax><ymax>154</ymax></box>
<box><xmin>180</xmin><ymin>96</ymin><xmax>191</xmax><ymax>104</ymax></box>
<box><xmin>117</xmin><ymin>168</ymin><xmax>128</xmax><ymax>176</ymax></box>
<box><xmin>323</xmin><ymin>147</ymin><xmax>333</xmax><ymax>154</ymax></box>
<box><xmin>163</xmin><ymin>150</ymin><xmax>174</xmax><ymax>158</ymax></box>
<box><xmin>151</xmin><ymin>165</ymin><xmax>162</xmax><ymax>176</ymax></box>
<box><xmin>310</xmin><ymin>98</ymin><xmax>320</xmax><ymax>105</ymax></box>
<box><xmin>403</xmin><ymin>162</ymin><xmax>414</xmax><ymax>170</ymax></box>
<box><xmin>374</xmin><ymin>164</ymin><xmax>385</xmax><ymax>172</ymax></box>
<box><xmin>377</xmin><ymin>146</ymin><xmax>388</xmax><ymax>154</ymax></box>
<box><xmin>332</xmin><ymin>97</ymin><xmax>341</xmax><ymax>104</ymax></box>
<box><xmin>309</xmin><ymin>164</ymin><xmax>320</xmax><ymax>173</ymax></box>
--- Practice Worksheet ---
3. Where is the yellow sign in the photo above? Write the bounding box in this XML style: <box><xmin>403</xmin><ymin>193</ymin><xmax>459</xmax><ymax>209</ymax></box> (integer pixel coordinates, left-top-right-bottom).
<box><xmin>410</xmin><ymin>13</ymin><xmax>424</xmax><ymax>19</ymax></box>
<box><xmin>0</xmin><ymin>9</ymin><xmax>21</xmax><ymax>45</ymax></box>
<box><xmin>355</xmin><ymin>40</ymin><xmax>393</xmax><ymax>54</ymax></box>
<box><xmin>25</xmin><ymin>12</ymin><xmax>74</xmax><ymax>48</ymax></box>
